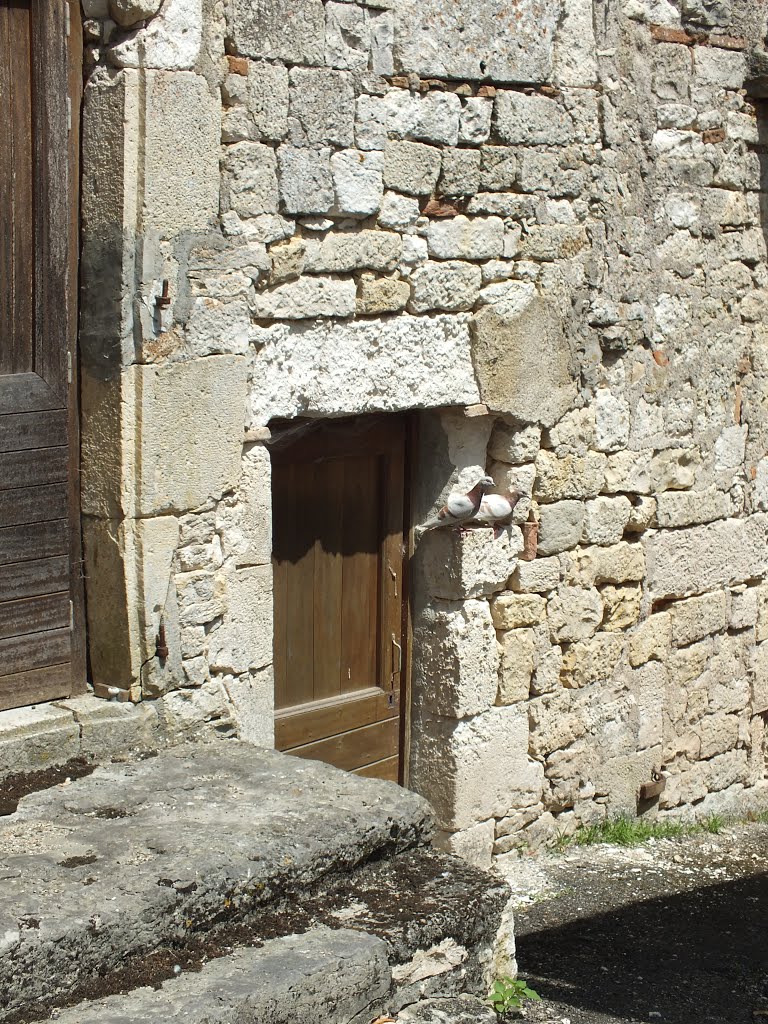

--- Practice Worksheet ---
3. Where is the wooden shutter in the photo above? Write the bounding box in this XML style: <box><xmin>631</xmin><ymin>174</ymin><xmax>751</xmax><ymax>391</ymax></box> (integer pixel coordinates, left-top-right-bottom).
<box><xmin>0</xmin><ymin>0</ymin><xmax>85</xmax><ymax>711</ymax></box>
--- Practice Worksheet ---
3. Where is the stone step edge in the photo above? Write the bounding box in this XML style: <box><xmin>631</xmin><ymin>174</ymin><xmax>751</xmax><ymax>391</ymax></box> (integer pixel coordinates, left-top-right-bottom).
<box><xmin>1</xmin><ymin>745</ymin><xmax>435</xmax><ymax>1021</ymax></box>
<box><xmin>5</xmin><ymin>846</ymin><xmax>514</xmax><ymax>1024</ymax></box>
<box><xmin>36</xmin><ymin>927</ymin><xmax>500</xmax><ymax>1024</ymax></box>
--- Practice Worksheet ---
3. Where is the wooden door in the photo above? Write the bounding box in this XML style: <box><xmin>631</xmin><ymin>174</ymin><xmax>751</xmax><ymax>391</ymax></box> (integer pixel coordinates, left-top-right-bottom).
<box><xmin>272</xmin><ymin>417</ymin><xmax>407</xmax><ymax>781</ymax></box>
<box><xmin>0</xmin><ymin>0</ymin><xmax>85</xmax><ymax>711</ymax></box>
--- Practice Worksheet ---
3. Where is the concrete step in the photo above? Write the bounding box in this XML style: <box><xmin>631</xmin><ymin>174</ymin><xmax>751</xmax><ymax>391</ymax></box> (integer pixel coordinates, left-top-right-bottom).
<box><xmin>0</xmin><ymin>743</ymin><xmax>512</xmax><ymax>1024</ymax></box>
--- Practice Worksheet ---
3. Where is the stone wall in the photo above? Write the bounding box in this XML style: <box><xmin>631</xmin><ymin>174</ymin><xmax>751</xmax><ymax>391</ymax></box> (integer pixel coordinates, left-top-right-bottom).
<box><xmin>78</xmin><ymin>0</ymin><xmax>768</xmax><ymax>860</ymax></box>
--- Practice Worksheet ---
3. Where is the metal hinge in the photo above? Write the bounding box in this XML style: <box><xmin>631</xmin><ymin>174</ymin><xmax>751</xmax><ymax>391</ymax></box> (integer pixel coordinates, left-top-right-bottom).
<box><xmin>67</xmin><ymin>351</ymin><xmax>72</xmax><ymax>384</ymax></box>
<box><xmin>69</xmin><ymin>601</ymin><xmax>74</xmax><ymax>631</ymax></box>
<box><xmin>66</xmin><ymin>97</ymin><xmax>72</xmax><ymax>134</ymax></box>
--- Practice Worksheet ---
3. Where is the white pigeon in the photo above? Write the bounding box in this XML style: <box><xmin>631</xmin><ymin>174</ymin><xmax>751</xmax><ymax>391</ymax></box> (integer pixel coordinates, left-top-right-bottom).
<box><xmin>470</xmin><ymin>490</ymin><xmax>522</xmax><ymax>538</ymax></box>
<box><xmin>419</xmin><ymin>475</ymin><xmax>495</xmax><ymax>532</ymax></box>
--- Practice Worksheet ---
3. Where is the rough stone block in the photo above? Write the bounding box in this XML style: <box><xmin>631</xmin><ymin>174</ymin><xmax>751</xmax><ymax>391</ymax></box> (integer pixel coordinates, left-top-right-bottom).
<box><xmin>497</xmin><ymin>628</ymin><xmax>536</xmax><ymax>704</ymax></box>
<box><xmin>331</xmin><ymin>149</ymin><xmax>384</xmax><ymax>216</ymax></box>
<box><xmin>288</xmin><ymin>68</ymin><xmax>355</xmax><ymax>147</ymax></box>
<box><xmin>459</xmin><ymin>99</ymin><xmax>493</xmax><ymax>144</ymax></box>
<box><xmin>252</xmin><ymin>276</ymin><xmax>356</xmax><ymax>319</ymax></box>
<box><xmin>426</xmin><ymin>216</ymin><xmax>504</xmax><ymax>261</ymax></box>
<box><xmin>537</xmin><ymin>500</ymin><xmax>585</xmax><ymax>556</ymax></box>
<box><xmin>408</xmin><ymin>261</ymin><xmax>482</xmax><ymax>313</ymax></box>
<box><xmin>222</xmin><ymin>142</ymin><xmax>279</xmax><ymax>217</ymax></box>
<box><xmin>0</xmin><ymin>705</ymin><xmax>80</xmax><ymax>776</ymax></box>
<box><xmin>413</xmin><ymin>599</ymin><xmax>499</xmax><ymax>717</ymax></box>
<box><xmin>494</xmin><ymin>91</ymin><xmax>574</xmax><ymax>145</ymax></box>
<box><xmin>531</xmin><ymin>644</ymin><xmax>563</xmax><ymax>695</ymax></box>
<box><xmin>231</xmin><ymin>443</ymin><xmax>272</xmax><ymax>567</ymax></box>
<box><xmin>645</xmin><ymin>516</ymin><xmax>767</xmax><ymax>599</ymax></box>
<box><xmin>552</xmin><ymin>0</ymin><xmax>599</xmax><ymax>87</ymax></box>
<box><xmin>277</xmin><ymin>145</ymin><xmax>334</xmax><ymax>214</ymax></box>
<box><xmin>751</xmin><ymin>641</ymin><xmax>768</xmax><ymax>715</ymax></box>
<box><xmin>509</xmin><ymin>556</ymin><xmax>561</xmax><ymax>593</ymax></box>
<box><xmin>393</xmin><ymin>0</ymin><xmax>560</xmax><ymax>83</ymax></box>
<box><xmin>439</xmin><ymin>149</ymin><xmax>482</xmax><ymax>196</ymax></box>
<box><xmin>411</xmin><ymin>706</ymin><xmax>544</xmax><ymax>831</ymax></box>
<box><xmin>594</xmin><ymin>747</ymin><xmax>664</xmax><ymax>816</ymax></box>
<box><xmin>479</xmin><ymin>146</ymin><xmax>518</xmax><ymax>190</ymax></box>
<box><xmin>730</xmin><ymin>587</ymin><xmax>758</xmax><ymax>630</ymax></box>
<box><xmin>548</xmin><ymin>587</ymin><xmax>603</xmax><ymax>643</ymax></box>
<box><xmin>143</xmin><ymin>71</ymin><xmax>220</xmax><ymax>233</ymax></box>
<box><xmin>669</xmin><ymin>591</ymin><xmax>728</xmax><ymax>647</ymax></box>
<box><xmin>630</xmin><ymin>610</ymin><xmax>671</xmax><ymax>667</ymax></box>
<box><xmin>418</xmin><ymin>526</ymin><xmax>521</xmax><ymax>601</ymax></box>
<box><xmin>570</xmin><ymin>543</ymin><xmax>646</xmax><ymax>587</ymax></box>
<box><xmin>488</xmin><ymin>420</ymin><xmax>541</xmax><ymax>466</ymax></box>
<box><xmin>245</xmin><ymin>61</ymin><xmax>289</xmax><ymax>141</ymax></box>
<box><xmin>649</xmin><ymin>448</ymin><xmax>699</xmax><ymax>491</ymax></box>
<box><xmin>383</xmin><ymin>140</ymin><xmax>441</xmax><ymax>195</ymax></box>
<box><xmin>491</xmin><ymin>593</ymin><xmax>546</xmax><ymax>630</ymax></box>
<box><xmin>582</xmin><ymin>495</ymin><xmax>632</xmax><ymax>545</ymax></box>
<box><xmin>601</xmin><ymin>583</ymin><xmax>642</xmax><ymax>632</ymax></box>
<box><xmin>378</xmin><ymin>191</ymin><xmax>421</xmax><ymax>230</ymax></box>
<box><xmin>356</xmin><ymin>275</ymin><xmax>410</xmax><ymax>314</ymax></box>
<box><xmin>603</xmin><ymin>450</ymin><xmax>652</xmax><ymax>495</ymax></box>
<box><xmin>228</xmin><ymin>0</ymin><xmax>325</xmax><ymax>64</ymax></box>
<box><xmin>249</xmin><ymin>314</ymin><xmax>479</xmax><ymax>424</ymax></box>
<box><xmin>434</xmin><ymin>820</ymin><xmax>495</xmax><ymax>870</ymax></box>
<box><xmin>109</xmin><ymin>0</ymin><xmax>202</xmax><ymax>69</ymax></box>
<box><xmin>413</xmin><ymin>91</ymin><xmax>462</xmax><ymax>146</ymax></box>
<box><xmin>471</xmin><ymin>296</ymin><xmax>578</xmax><ymax>426</ymax></box>
<box><xmin>528</xmin><ymin>689</ymin><xmax>587</xmax><ymax>759</ymax></box>
<box><xmin>207</xmin><ymin>565</ymin><xmax>273</xmax><ymax>675</ymax></box>
<box><xmin>561</xmin><ymin>632</ymin><xmax>623</xmax><ymax>688</ymax></box>
<box><xmin>655</xmin><ymin>488</ymin><xmax>730</xmax><ymax>528</ymax></box>
<box><xmin>593</xmin><ymin>391</ymin><xmax>631</xmax><ymax>452</ymax></box>
<box><xmin>304</xmin><ymin>230</ymin><xmax>401</xmax><ymax>273</ymax></box>
<box><xmin>534</xmin><ymin>451</ymin><xmax>607</xmax><ymax>502</ymax></box>
<box><xmin>325</xmin><ymin>0</ymin><xmax>370</xmax><ymax>70</ymax></box>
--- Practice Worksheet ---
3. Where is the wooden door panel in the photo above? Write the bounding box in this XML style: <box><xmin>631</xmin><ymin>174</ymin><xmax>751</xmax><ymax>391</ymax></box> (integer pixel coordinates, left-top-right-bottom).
<box><xmin>0</xmin><ymin>662</ymin><xmax>72</xmax><ymax>710</ymax></box>
<box><xmin>312</xmin><ymin>458</ymin><xmax>343</xmax><ymax>701</ymax></box>
<box><xmin>0</xmin><ymin>409</ymin><xmax>68</xmax><ymax>451</ymax></box>
<box><xmin>0</xmin><ymin>0</ymin><xmax>82</xmax><ymax>711</ymax></box>
<box><xmin>285</xmin><ymin>718</ymin><xmax>400</xmax><ymax>774</ymax></box>
<box><xmin>272</xmin><ymin>417</ymin><xmax>407</xmax><ymax>777</ymax></box>
<box><xmin>0</xmin><ymin>592</ymin><xmax>70</xmax><ymax>640</ymax></box>
<box><xmin>0</xmin><ymin>555</ymin><xmax>69</xmax><ymax>603</ymax></box>
<box><xmin>0</xmin><ymin>0</ymin><xmax>34</xmax><ymax>376</ymax></box>
<box><xmin>0</xmin><ymin>483</ymin><xmax>68</xmax><ymax>527</ymax></box>
<box><xmin>275</xmin><ymin>687</ymin><xmax>397</xmax><ymax>750</ymax></box>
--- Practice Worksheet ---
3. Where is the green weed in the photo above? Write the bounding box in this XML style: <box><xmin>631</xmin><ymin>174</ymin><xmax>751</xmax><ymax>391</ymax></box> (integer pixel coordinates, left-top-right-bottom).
<box><xmin>488</xmin><ymin>976</ymin><xmax>541</xmax><ymax>1016</ymax></box>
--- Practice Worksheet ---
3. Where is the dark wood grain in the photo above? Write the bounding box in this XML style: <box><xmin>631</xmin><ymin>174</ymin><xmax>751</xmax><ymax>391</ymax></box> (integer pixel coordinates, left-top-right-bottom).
<box><xmin>0</xmin><ymin>555</ymin><xmax>69</xmax><ymax>602</ymax></box>
<box><xmin>0</xmin><ymin>446</ymin><xmax>67</xmax><ymax>489</ymax></box>
<box><xmin>313</xmin><ymin>457</ymin><xmax>344</xmax><ymax>700</ymax></box>
<box><xmin>353</xmin><ymin>756</ymin><xmax>399</xmax><ymax>781</ymax></box>
<box><xmin>284</xmin><ymin>462</ymin><xmax>316</xmax><ymax>709</ymax></box>
<box><xmin>0</xmin><ymin>373</ymin><xmax>58</xmax><ymax>414</ymax></box>
<box><xmin>0</xmin><ymin>409</ymin><xmax>68</xmax><ymax>452</ymax></box>
<box><xmin>0</xmin><ymin>660</ymin><xmax>71</xmax><ymax>711</ymax></box>
<box><xmin>285</xmin><ymin>718</ymin><xmax>399</xmax><ymax>773</ymax></box>
<box><xmin>275</xmin><ymin>687</ymin><xmax>397</xmax><ymax>751</ymax></box>
<box><xmin>0</xmin><ymin>482</ymin><xmax>68</xmax><ymax>527</ymax></box>
<box><xmin>0</xmin><ymin>0</ymin><xmax>34</xmax><ymax>377</ymax></box>
<box><xmin>340</xmin><ymin>454</ymin><xmax>378</xmax><ymax>695</ymax></box>
<box><xmin>0</xmin><ymin>625</ymin><xmax>70</xmax><ymax>676</ymax></box>
<box><xmin>0</xmin><ymin>519</ymin><xmax>68</xmax><ymax>566</ymax></box>
<box><xmin>0</xmin><ymin>590</ymin><xmax>69</xmax><ymax>639</ymax></box>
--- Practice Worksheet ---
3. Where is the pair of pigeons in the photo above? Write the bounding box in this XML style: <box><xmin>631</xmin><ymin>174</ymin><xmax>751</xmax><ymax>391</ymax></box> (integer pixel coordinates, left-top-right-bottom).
<box><xmin>420</xmin><ymin>475</ymin><xmax>521</xmax><ymax>537</ymax></box>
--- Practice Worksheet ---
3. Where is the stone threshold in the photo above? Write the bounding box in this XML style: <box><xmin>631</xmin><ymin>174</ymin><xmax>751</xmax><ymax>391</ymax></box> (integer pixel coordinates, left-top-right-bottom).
<box><xmin>0</xmin><ymin>743</ymin><xmax>513</xmax><ymax>1024</ymax></box>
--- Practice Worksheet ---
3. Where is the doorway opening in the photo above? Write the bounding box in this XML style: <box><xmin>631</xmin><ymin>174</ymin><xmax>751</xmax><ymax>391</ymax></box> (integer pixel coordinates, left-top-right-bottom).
<box><xmin>270</xmin><ymin>415</ymin><xmax>409</xmax><ymax>781</ymax></box>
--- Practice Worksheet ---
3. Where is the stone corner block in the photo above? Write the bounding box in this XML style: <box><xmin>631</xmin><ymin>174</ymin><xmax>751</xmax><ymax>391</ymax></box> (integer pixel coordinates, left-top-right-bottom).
<box><xmin>0</xmin><ymin>704</ymin><xmax>80</xmax><ymax>777</ymax></box>
<box><xmin>470</xmin><ymin>295</ymin><xmax>578</xmax><ymax>427</ymax></box>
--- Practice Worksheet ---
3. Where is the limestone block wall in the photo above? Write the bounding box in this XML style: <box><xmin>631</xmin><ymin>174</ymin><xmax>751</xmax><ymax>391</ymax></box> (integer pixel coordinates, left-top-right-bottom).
<box><xmin>77</xmin><ymin>0</ymin><xmax>768</xmax><ymax>854</ymax></box>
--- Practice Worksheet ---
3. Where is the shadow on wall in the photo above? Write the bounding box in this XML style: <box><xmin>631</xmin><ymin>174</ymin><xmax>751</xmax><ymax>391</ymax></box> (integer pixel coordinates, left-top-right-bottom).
<box><xmin>515</xmin><ymin>871</ymin><xmax>768</xmax><ymax>1024</ymax></box>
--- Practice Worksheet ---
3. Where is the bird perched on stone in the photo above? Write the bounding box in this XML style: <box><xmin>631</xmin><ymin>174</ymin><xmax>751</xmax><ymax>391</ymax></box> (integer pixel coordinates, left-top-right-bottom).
<box><xmin>418</xmin><ymin>475</ymin><xmax>496</xmax><ymax>533</ymax></box>
<box><xmin>470</xmin><ymin>490</ymin><xmax>522</xmax><ymax>539</ymax></box>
